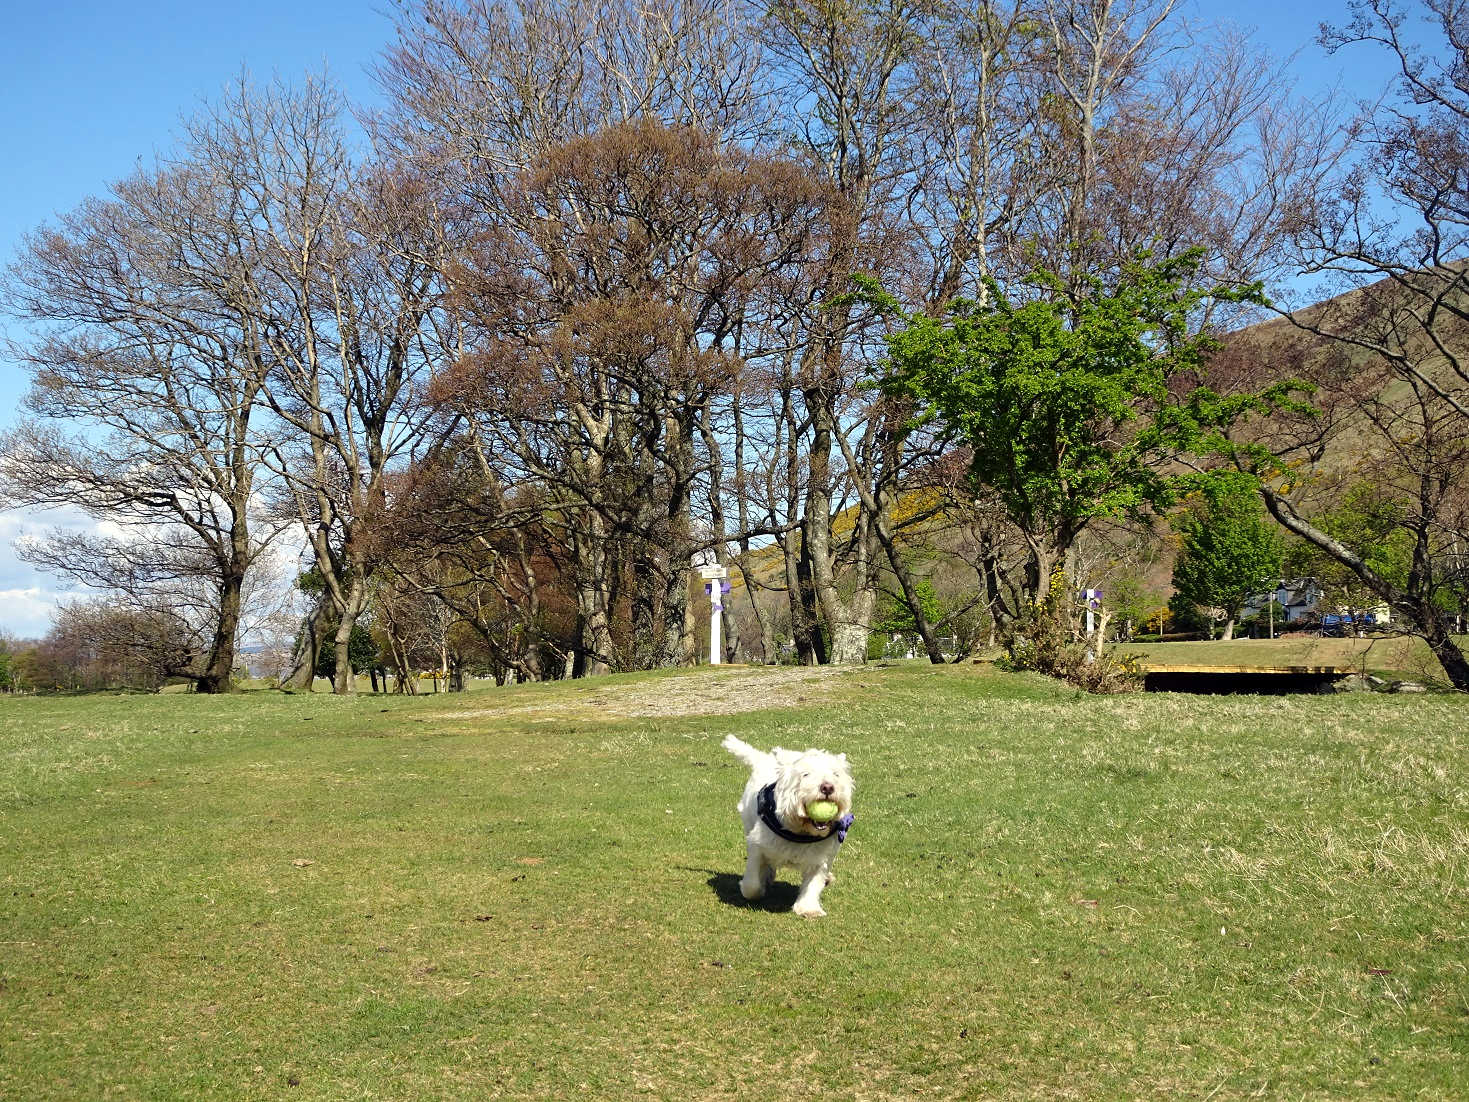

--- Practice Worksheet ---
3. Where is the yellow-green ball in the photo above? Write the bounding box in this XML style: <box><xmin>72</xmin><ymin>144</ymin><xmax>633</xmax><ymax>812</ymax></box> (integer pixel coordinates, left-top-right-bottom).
<box><xmin>807</xmin><ymin>800</ymin><xmax>839</xmax><ymax>823</ymax></box>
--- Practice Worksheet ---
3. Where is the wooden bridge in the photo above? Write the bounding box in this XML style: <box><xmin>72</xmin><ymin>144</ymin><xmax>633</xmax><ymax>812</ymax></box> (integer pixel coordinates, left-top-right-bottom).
<box><xmin>1138</xmin><ymin>663</ymin><xmax>1354</xmax><ymax>694</ymax></box>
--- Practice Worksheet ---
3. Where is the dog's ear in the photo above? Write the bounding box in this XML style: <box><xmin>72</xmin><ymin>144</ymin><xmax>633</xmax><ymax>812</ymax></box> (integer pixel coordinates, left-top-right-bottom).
<box><xmin>838</xmin><ymin>753</ymin><xmax>847</xmax><ymax>764</ymax></box>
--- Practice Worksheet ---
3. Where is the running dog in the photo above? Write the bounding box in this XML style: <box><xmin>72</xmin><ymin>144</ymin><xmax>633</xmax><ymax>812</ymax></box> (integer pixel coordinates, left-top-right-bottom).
<box><xmin>721</xmin><ymin>734</ymin><xmax>855</xmax><ymax>917</ymax></box>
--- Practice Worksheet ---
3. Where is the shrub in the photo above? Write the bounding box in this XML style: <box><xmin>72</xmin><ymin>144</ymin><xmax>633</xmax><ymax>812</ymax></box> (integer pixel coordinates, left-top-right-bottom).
<box><xmin>996</xmin><ymin>593</ymin><xmax>1142</xmax><ymax>694</ymax></box>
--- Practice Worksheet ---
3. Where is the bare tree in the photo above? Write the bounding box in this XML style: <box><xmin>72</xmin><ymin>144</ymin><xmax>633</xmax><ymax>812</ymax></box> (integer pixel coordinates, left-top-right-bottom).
<box><xmin>174</xmin><ymin>78</ymin><xmax>455</xmax><ymax>695</ymax></box>
<box><xmin>1299</xmin><ymin>0</ymin><xmax>1469</xmax><ymax>414</ymax></box>
<box><xmin>1004</xmin><ymin>0</ymin><xmax>1341</xmax><ymax>296</ymax></box>
<box><xmin>37</xmin><ymin>598</ymin><xmax>203</xmax><ymax>692</ymax></box>
<box><xmin>911</xmin><ymin>0</ymin><xmax>1043</xmax><ymax>306</ymax></box>
<box><xmin>378</xmin><ymin>0</ymin><xmax>767</xmax><ymax>163</ymax></box>
<box><xmin>0</xmin><ymin>112</ymin><xmax>294</xmax><ymax>692</ymax></box>
<box><xmin>759</xmin><ymin>0</ymin><xmax>929</xmax><ymax>665</ymax></box>
<box><xmin>1226</xmin><ymin>0</ymin><xmax>1469</xmax><ymax>690</ymax></box>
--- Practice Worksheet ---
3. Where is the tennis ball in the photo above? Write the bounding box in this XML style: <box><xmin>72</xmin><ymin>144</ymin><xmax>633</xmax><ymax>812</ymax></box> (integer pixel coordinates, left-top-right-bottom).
<box><xmin>807</xmin><ymin>800</ymin><xmax>839</xmax><ymax>822</ymax></box>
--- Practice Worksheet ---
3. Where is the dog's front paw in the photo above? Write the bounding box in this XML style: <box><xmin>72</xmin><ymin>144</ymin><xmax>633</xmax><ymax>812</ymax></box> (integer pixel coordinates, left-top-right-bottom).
<box><xmin>792</xmin><ymin>901</ymin><xmax>826</xmax><ymax>918</ymax></box>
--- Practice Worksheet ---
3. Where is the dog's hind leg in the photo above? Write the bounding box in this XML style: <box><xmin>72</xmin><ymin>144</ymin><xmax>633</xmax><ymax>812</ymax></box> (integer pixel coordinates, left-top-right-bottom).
<box><xmin>739</xmin><ymin>847</ymin><xmax>774</xmax><ymax>901</ymax></box>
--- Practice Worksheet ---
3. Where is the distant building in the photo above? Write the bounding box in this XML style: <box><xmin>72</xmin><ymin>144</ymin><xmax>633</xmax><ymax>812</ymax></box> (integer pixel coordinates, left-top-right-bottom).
<box><xmin>1242</xmin><ymin>577</ymin><xmax>1392</xmax><ymax>630</ymax></box>
<box><xmin>1243</xmin><ymin>578</ymin><xmax>1322</xmax><ymax>625</ymax></box>
<box><xmin>1280</xmin><ymin>578</ymin><xmax>1326</xmax><ymax>625</ymax></box>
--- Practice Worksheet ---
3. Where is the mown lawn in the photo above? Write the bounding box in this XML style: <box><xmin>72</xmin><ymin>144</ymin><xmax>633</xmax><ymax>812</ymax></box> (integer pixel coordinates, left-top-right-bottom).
<box><xmin>1</xmin><ymin>664</ymin><xmax>1465</xmax><ymax>1100</ymax></box>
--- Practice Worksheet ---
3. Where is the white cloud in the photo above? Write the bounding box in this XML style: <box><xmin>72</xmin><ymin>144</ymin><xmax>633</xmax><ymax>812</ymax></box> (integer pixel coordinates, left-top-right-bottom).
<box><xmin>0</xmin><ymin>504</ymin><xmax>312</xmax><ymax>642</ymax></box>
<box><xmin>0</xmin><ymin>585</ymin><xmax>85</xmax><ymax>640</ymax></box>
<box><xmin>0</xmin><ymin>506</ymin><xmax>106</xmax><ymax>638</ymax></box>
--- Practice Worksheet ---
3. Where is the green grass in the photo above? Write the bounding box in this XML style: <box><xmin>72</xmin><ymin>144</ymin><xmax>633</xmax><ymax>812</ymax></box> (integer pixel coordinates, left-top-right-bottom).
<box><xmin>2</xmin><ymin>665</ymin><xmax>1466</xmax><ymax>1099</ymax></box>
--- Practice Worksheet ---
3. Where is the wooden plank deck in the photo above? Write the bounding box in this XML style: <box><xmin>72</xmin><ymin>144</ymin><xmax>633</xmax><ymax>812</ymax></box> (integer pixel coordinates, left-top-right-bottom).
<box><xmin>1137</xmin><ymin>663</ymin><xmax>1353</xmax><ymax>675</ymax></box>
<box><xmin>1137</xmin><ymin>662</ymin><xmax>1354</xmax><ymax>694</ymax></box>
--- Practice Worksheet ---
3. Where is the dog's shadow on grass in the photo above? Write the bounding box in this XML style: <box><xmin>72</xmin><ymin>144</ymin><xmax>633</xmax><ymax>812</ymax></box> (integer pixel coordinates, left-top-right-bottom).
<box><xmin>681</xmin><ymin>867</ymin><xmax>800</xmax><ymax>912</ymax></box>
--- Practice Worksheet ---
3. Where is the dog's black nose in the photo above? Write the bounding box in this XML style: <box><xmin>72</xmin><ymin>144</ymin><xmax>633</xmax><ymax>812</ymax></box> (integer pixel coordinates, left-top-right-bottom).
<box><xmin>819</xmin><ymin>782</ymin><xmax>834</xmax><ymax>797</ymax></box>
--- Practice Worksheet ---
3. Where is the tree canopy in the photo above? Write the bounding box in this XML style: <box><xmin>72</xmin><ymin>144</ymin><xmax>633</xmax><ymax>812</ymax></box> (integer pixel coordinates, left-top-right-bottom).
<box><xmin>879</xmin><ymin>250</ymin><xmax>1260</xmax><ymax>600</ymax></box>
<box><xmin>1171</xmin><ymin>471</ymin><xmax>1283</xmax><ymax>640</ymax></box>
<box><xmin>6</xmin><ymin>0</ymin><xmax>1465</xmax><ymax>692</ymax></box>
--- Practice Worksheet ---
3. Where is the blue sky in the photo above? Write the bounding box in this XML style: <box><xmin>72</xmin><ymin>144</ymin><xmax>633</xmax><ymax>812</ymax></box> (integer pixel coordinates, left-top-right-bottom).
<box><xmin>0</xmin><ymin>1</ymin><xmax>1395</xmax><ymax>639</ymax></box>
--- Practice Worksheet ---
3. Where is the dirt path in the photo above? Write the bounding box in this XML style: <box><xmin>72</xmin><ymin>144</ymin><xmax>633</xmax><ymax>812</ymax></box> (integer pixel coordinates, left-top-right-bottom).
<box><xmin>455</xmin><ymin>664</ymin><xmax>858</xmax><ymax>723</ymax></box>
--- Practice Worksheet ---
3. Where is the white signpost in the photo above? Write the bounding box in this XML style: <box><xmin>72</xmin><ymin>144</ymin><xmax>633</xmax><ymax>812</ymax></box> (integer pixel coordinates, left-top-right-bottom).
<box><xmin>1083</xmin><ymin>588</ymin><xmax>1102</xmax><ymax>636</ymax></box>
<box><xmin>699</xmin><ymin>564</ymin><xmax>730</xmax><ymax>665</ymax></box>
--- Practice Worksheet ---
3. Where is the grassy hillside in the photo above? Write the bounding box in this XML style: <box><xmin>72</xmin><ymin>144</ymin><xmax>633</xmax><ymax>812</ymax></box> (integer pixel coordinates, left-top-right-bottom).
<box><xmin>2</xmin><ymin>665</ymin><xmax>1465</xmax><ymax>1099</ymax></box>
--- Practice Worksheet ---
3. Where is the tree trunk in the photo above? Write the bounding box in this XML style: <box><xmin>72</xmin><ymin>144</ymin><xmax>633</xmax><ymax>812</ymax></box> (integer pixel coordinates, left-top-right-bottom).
<box><xmin>631</xmin><ymin>559</ymin><xmax>659</xmax><ymax>669</ymax></box>
<box><xmin>1421</xmin><ymin>612</ymin><xmax>1469</xmax><ymax>692</ymax></box>
<box><xmin>660</xmin><ymin>557</ymin><xmax>693</xmax><ymax>668</ymax></box>
<box><xmin>1023</xmin><ymin>529</ymin><xmax>1073</xmax><ymax>609</ymax></box>
<box><xmin>195</xmin><ymin>569</ymin><xmax>244</xmax><ymax>693</ymax></box>
<box><xmin>981</xmin><ymin>535</ymin><xmax>1013</xmax><ymax>634</ymax></box>
<box><xmin>575</xmin><ymin>581</ymin><xmax>614</xmax><ymax>678</ymax></box>
<box><xmin>803</xmin><ymin>401</ymin><xmax>877</xmax><ymax>666</ymax></box>
<box><xmin>511</xmin><ymin>529</ymin><xmax>545</xmax><ymax>681</ymax></box>
<box><xmin>796</xmin><ymin>537</ymin><xmax>827</xmax><ymax>664</ymax></box>
<box><xmin>386</xmin><ymin>626</ymin><xmax>416</xmax><ymax>694</ymax></box>
<box><xmin>831</xmin><ymin>409</ymin><xmax>947</xmax><ymax>664</ymax></box>
<box><xmin>331</xmin><ymin>582</ymin><xmax>369</xmax><ymax>695</ymax></box>
<box><xmin>1091</xmin><ymin>608</ymin><xmax>1112</xmax><ymax>655</ymax></box>
<box><xmin>571</xmin><ymin>508</ymin><xmax>615</xmax><ymax>677</ymax></box>
<box><xmin>781</xmin><ymin>528</ymin><xmax>823</xmax><ymax>665</ymax></box>
<box><xmin>746</xmin><ymin>573</ymin><xmax>776</xmax><ymax>663</ymax></box>
<box><xmin>1023</xmin><ymin>546</ymin><xmax>1056</xmax><ymax>608</ymax></box>
<box><xmin>657</xmin><ymin>457</ymin><xmax>694</xmax><ymax>666</ymax></box>
<box><xmin>734</xmin><ymin>562</ymin><xmax>774</xmax><ymax>663</ymax></box>
<box><xmin>829</xmin><ymin>610</ymin><xmax>874</xmax><ymax>665</ymax></box>
<box><xmin>282</xmin><ymin>602</ymin><xmax>331</xmax><ymax>691</ymax></box>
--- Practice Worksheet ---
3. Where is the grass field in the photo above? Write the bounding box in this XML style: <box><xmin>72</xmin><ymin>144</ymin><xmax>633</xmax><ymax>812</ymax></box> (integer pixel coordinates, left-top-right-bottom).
<box><xmin>2</xmin><ymin>664</ymin><xmax>1465</xmax><ymax>1100</ymax></box>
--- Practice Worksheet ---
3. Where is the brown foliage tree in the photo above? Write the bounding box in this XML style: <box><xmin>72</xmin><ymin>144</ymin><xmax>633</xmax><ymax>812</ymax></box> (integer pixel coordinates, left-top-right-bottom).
<box><xmin>432</xmin><ymin>120</ymin><xmax>833</xmax><ymax>673</ymax></box>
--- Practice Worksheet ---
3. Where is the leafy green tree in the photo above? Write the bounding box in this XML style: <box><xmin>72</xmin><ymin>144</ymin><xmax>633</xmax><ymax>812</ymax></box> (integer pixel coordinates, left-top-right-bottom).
<box><xmin>1166</xmin><ymin>591</ymin><xmax>1214</xmax><ymax>638</ymax></box>
<box><xmin>1282</xmin><ymin>483</ymin><xmax>1412</xmax><ymax>614</ymax></box>
<box><xmin>870</xmin><ymin>578</ymin><xmax>943</xmax><ymax>658</ymax></box>
<box><xmin>1171</xmin><ymin>472</ymin><xmax>1283</xmax><ymax>640</ymax></box>
<box><xmin>880</xmin><ymin>250</ymin><xmax>1260</xmax><ymax>604</ymax></box>
<box><xmin>1103</xmin><ymin>574</ymin><xmax>1168</xmax><ymax>641</ymax></box>
<box><xmin>314</xmin><ymin>625</ymin><xmax>380</xmax><ymax>684</ymax></box>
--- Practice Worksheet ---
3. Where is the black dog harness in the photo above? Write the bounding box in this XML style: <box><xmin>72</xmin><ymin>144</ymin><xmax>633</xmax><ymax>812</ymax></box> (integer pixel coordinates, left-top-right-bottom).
<box><xmin>756</xmin><ymin>782</ymin><xmax>854</xmax><ymax>844</ymax></box>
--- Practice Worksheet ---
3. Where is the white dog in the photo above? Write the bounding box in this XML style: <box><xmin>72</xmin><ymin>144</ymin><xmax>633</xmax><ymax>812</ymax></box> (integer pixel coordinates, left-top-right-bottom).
<box><xmin>721</xmin><ymin>734</ymin><xmax>855</xmax><ymax>918</ymax></box>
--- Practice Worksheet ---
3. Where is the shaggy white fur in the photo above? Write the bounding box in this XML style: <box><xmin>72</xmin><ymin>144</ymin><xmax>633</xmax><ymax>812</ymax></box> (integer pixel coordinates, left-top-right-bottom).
<box><xmin>721</xmin><ymin>734</ymin><xmax>855</xmax><ymax>918</ymax></box>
